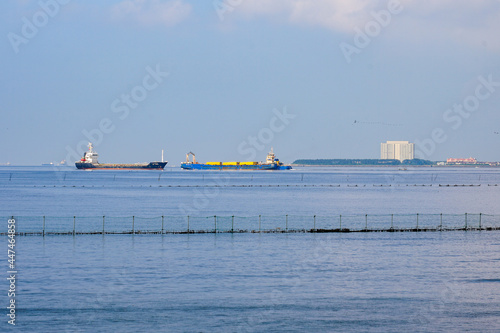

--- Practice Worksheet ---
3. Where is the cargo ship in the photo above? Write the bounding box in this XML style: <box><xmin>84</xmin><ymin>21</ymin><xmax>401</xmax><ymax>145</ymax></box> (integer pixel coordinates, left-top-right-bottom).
<box><xmin>75</xmin><ymin>143</ymin><xmax>167</xmax><ymax>170</ymax></box>
<box><xmin>181</xmin><ymin>148</ymin><xmax>292</xmax><ymax>170</ymax></box>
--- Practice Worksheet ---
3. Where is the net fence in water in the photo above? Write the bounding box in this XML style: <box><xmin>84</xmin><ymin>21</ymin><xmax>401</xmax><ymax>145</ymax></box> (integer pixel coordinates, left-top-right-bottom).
<box><xmin>3</xmin><ymin>213</ymin><xmax>499</xmax><ymax>235</ymax></box>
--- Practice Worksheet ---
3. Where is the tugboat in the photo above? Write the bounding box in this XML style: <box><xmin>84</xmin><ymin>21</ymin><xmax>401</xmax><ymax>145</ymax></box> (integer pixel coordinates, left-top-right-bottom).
<box><xmin>75</xmin><ymin>143</ymin><xmax>167</xmax><ymax>170</ymax></box>
<box><xmin>181</xmin><ymin>148</ymin><xmax>292</xmax><ymax>170</ymax></box>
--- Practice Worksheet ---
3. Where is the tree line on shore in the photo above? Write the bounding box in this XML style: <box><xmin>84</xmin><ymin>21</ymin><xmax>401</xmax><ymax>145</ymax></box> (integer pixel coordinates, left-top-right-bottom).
<box><xmin>292</xmin><ymin>159</ymin><xmax>435</xmax><ymax>166</ymax></box>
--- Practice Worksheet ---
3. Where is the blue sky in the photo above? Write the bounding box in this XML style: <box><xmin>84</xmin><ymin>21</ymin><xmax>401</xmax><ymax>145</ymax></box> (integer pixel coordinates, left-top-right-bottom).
<box><xmin>1</xmin><ymin>0</ymin><xmax>500</xmax><ymax>165</ymax></box>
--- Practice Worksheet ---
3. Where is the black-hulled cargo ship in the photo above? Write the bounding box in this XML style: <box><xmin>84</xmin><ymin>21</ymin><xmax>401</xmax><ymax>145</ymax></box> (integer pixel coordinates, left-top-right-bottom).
<box><xmin>75</xmin><ymin>143</ymin><xmax>167</xmax><ymax>170</ymax></box>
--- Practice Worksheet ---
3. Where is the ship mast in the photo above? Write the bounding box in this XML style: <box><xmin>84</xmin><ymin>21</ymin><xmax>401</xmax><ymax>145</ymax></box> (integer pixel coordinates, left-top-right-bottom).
<box><xmin>186</xmin><ymin>152</ymin><xmax>196</xmax><ymax>163</ymax></box>
<box><xmin>266</xmin><ymin>147</ymin><xmax>275</xmax><ymax>164</ymax></box>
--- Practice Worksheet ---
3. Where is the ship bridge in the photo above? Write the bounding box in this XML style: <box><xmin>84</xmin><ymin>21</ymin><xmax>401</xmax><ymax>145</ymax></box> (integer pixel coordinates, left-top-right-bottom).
<box><xmin>83</xmin><ymin>143</ymin><xmax>99</xmax><ymax>164</ymax></box>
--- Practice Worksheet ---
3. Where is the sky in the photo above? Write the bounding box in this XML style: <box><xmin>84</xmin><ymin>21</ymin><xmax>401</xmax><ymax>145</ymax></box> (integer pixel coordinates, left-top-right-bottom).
<box><xmin>1</xmin><ymin>0</ymin><xmax>500</xmax><ymax>165</ymax></box>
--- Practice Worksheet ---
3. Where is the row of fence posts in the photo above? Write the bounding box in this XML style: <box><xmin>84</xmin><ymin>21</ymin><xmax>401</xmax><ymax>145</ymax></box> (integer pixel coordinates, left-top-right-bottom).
<box><xmin>34</xmin><ymin>213</ymin><xmax>487</xmax><ymax>235</ymax></box>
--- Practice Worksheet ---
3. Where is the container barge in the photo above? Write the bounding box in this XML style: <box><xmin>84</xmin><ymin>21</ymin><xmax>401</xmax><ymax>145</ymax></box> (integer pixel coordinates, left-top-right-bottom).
<box><xmin>181</xmin><ymin>148</ymin><xmax>292</xmax><ymax>170</ymax></box>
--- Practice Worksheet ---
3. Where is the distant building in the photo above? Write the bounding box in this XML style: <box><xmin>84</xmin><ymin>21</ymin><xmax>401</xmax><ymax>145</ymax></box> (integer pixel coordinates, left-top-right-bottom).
<box><xmin>446</xmin><ymin>157</ymin><xmax>477</xmax><ymax>164</ymax></box>
<box><xmin>381</xmin><ymin>141</ymin><xmax>414</xmax><ymax>161</ymax></box>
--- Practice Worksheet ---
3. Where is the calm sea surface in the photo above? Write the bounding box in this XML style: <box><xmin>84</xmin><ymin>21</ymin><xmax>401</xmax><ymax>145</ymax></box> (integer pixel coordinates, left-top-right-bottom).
<box><xmin>1</xmin><ymin>166</ymin><xmax>499</xmax><ymax>332</ymax></box>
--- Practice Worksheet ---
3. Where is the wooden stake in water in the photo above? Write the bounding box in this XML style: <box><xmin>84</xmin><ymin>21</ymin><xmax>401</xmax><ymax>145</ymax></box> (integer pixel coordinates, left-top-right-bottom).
<box><xmin>187</xmin><ymin>215</ymin><xmax>190</xmax><ymax>233</ymax></box>
<box><xmin>314</xmin><ymin>215</ymin><xmax>316</xmax><ymax>231</ymax></box>
<box><xmin>43</xmin><ymin>216</ymin><xmax>45</xmax><ymax>237</ymax></box>
<box><xmin>161</xmin><ymin>215</ymin><xmax>164</xmax><ymax>234</ymax></box>
<box><xmin>259</xmin><ymin>215</ymin><xmax>261</xmax><ymax>232</ymax></box>
<box><xmin>73</xmin><ymin>216</ymin><xmax>76</xmax><ymax>235</ymax></box>
<box><xmin>102</xmin><ymin>216</ymin><xmax>105</xmax><ymax>234</ymax></box>
<box><xmin>132</xmin><ymin>216</ymin><xmax>135</xmax><ymax>234</ymax></box>
<box><xmin>214</xmin><ymin>215</ymin><xmax>217</xmax><ymax>233</ymax></box>
<box><xmin>479</xmin><ymin>213</ymin><xmax>482</xmax><ymax>229</ymax></box>
<box><xmin>465</xmin><ymin>213</ymin><xmax>467</xmax><ymax>230</ymax></box>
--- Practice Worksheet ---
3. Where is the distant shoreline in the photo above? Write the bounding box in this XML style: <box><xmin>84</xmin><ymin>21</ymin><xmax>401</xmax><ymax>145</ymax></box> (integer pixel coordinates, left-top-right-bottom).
<box><xmin>292</xmin><ymin>158</ymin><xmax>500</xmax><ymax>168</ymax></box>
<box><xmin>291</xmin><ymin>164</ymin><xmax>500</xmax><ymax>168</ymax></box>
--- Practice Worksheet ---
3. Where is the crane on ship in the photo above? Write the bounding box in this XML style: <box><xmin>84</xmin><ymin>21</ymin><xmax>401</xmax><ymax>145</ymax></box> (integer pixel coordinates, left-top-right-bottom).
<box><xmin>186</xmin><ymin>152</ymin><xmax>197</xmax><ymax>164</ymax></box>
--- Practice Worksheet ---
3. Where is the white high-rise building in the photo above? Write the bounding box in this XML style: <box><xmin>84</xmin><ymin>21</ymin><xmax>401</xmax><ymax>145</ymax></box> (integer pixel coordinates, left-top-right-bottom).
<box><xmin>381</xmin><ymin>141</ymin><xmax>414</xmax><ymax>161</ymax></box>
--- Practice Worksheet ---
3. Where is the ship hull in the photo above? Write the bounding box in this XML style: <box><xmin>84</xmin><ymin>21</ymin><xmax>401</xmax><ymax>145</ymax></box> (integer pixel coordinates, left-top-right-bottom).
<box><xmin>75</xmin><ymin>162</ymin><xmax>167</xmax><ymax>170</ymax></box>
<box><xmin>181</xmin><ymin>163</ymin><xmax>291</xmax><ymax>170</ymax></box>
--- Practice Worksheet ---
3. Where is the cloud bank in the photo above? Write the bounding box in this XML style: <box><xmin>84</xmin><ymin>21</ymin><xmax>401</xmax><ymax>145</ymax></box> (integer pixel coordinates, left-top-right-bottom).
<box><xmin>236</xmin><ymin>0</ymin><xmax>380</xmax><ymax>32</ymax></box>
<box><xmin>111</xmin><ymin>0</ymin><xmax>192</xmax><ymax>27</ymax></box>
<box><xmin>231</xmin><ymin>0</ymin><xmax>500</xmax><ymax>50</ymax></box>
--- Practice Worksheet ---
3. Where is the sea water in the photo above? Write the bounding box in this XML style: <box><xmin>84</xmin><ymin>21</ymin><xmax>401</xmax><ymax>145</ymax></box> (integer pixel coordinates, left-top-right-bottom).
<box><xmin>1</xmin><ymin>166</ymin><xmax>499</xmax><ymax>332</ymax></box>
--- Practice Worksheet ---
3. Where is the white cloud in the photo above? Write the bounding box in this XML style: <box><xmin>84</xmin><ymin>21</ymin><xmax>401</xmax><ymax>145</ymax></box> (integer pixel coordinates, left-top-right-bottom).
<box><xmin>398</xmin><ymin>0</ymin><xmax>500</xmax><ymax>50</ymax></box>
<box><xmin>111</xmin><ymin>0</ymin><xmax>192</xmax><ymax>27</ymax></box>
<box><xmin>232</xmin><ymin>0</ymin><xmax>500</xmax><ymax>50</ymax></box>
<box><xmin>235</xmin><ymin>0</ymin><xmax>387</xmax><ymax>32</ymax></box>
